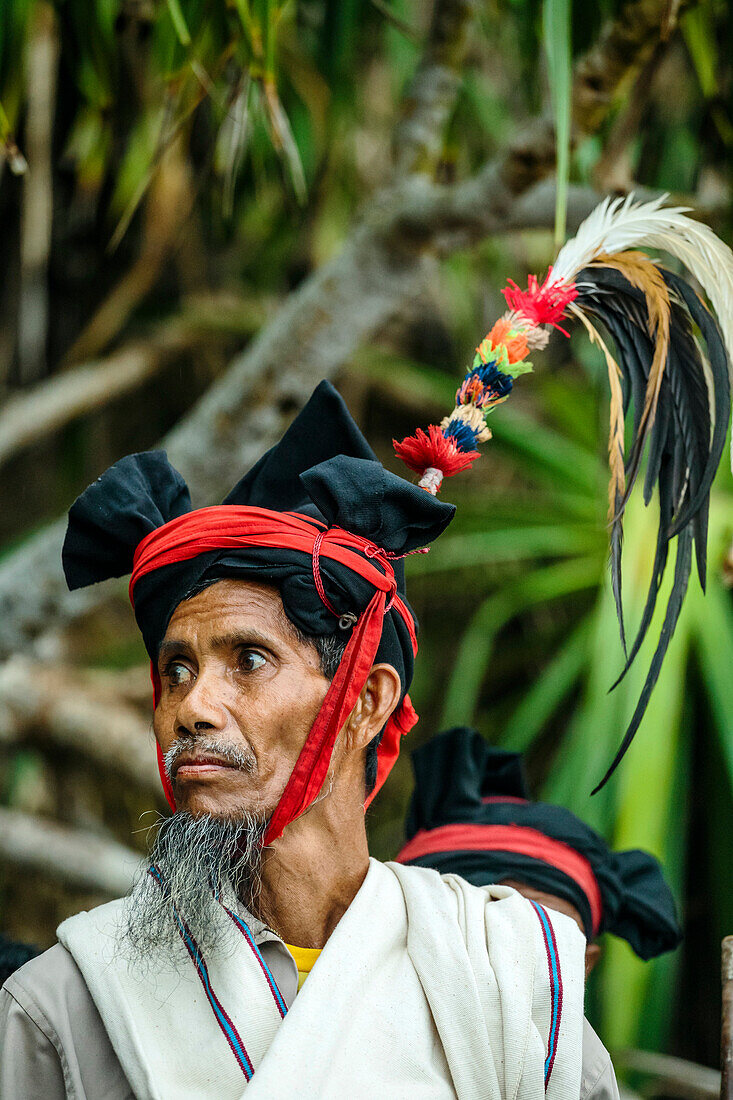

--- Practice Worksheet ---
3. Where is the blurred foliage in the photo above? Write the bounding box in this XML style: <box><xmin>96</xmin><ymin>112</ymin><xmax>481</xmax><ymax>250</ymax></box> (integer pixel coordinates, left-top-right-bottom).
<box><xmin>0</xmin><ymin>0</ymin><xmax>732</xmax><ymax>1078</ymax></box>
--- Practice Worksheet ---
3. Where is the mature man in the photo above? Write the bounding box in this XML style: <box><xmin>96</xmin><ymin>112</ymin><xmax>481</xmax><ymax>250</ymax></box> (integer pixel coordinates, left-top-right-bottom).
<box><xmin>2</xmin><ymin>382</ymin><xmax>589</xmax><ymax>1099</ymax></box>
<box><xmin>396</xmin><ymin>727</ymin><xmax>684</xmax><ymax>1099</ymax></box>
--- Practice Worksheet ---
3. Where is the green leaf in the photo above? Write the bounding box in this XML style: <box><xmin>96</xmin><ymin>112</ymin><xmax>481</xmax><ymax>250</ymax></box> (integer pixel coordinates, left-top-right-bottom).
<box><xmin>441</xmin><ymin>557</ymin><xmax>602</xmax><ymax>727</ymax></box>
<box><xmin>600</xmin><ymin>611</ymin><xmax>690</xmax><ymax>1050</ymax></box>
<box><xmin>166</xmin><ymin>0</ymin><xmax>192</xmax><ymax>46</ymax></box>
<box><xmin>407</xmin><ymin>525</ymin><xmax>604</xmax><ymax>575</ymax></box>
<box><xmin>501</xmin><ymin>617</ymin><xmax>593</xmax><ymax>752</ymax></box>
<box><xmin>543</xmin><ymin>0</ymin><xmax>572</xmax><ymax>248</ymax></box>
<box><xmin>690</xmin><ymin>580</ymin><xmax>733</xmax><ymax>786</ymax></box>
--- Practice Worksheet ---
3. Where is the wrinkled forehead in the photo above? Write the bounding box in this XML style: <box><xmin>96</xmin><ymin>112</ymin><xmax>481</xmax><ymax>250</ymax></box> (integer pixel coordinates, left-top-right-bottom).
<box><xmin>162</xmin><ymin>577</ymin><xmax>299</xmax><ymax>649</ymax></box>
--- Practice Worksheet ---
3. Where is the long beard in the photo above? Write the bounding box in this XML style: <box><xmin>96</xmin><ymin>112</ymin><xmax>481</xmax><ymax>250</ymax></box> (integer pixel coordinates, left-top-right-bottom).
<box><xmin>123</xmin><ymin>810</ymin><xmax>268</xmax><ymax>964</ymax></box>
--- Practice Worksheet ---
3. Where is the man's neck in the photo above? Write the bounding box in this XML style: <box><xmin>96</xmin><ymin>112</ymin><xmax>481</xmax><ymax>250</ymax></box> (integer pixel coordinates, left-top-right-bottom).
<box><xmin>253</xmin><ymin>787</ymin><xmax>370</xmax><ymax>949</ymax></box>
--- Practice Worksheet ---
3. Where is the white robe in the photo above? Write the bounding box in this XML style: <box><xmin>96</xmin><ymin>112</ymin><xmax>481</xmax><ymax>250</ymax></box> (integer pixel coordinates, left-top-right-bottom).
<box><xmin>56</xmin><ymin>859</ymin><xmax>586</xmax><ymax>1099</ymax></box>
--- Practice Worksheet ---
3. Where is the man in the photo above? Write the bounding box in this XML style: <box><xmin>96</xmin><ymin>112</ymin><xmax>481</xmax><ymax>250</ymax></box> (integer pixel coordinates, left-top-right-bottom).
<box><xmin>1</xmin><ymin>382</ymin><xmax>589</xmax><ymax>1099</ymax></box>
<box><xmin>396</xmin><ymin>727</ymin><xmax>684</xmax><ymax>1100</ymax></box>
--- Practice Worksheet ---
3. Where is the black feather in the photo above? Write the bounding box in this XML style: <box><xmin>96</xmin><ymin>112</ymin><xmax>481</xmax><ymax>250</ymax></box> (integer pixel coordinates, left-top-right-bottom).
<box><xmin>575</xmin><ymin>275</ymin><xmax>657</xmax><ymax>656</ymax></box>
<box><xmin>609</xmin><ymin>454</ymin><xmax>673</xmax><ymax>688</ymax></box>
<box><xmin>573</xmin><ymin>264</ymin><xmax>731</xmax><ymax>790</ymax></box>
<box><xmin>663</xmin><ymin>271</ymin><xmax>731</xmax><ymax>535</ymax></box>
<box><xmin>592</xmin><ymin>525</ymin><xmax>694</xmax><ymax>793</ymax></box>
<box><xmin>576</xmin><ymin>269</ymin><xmax>658</xmax><ymax>505</ymax></box>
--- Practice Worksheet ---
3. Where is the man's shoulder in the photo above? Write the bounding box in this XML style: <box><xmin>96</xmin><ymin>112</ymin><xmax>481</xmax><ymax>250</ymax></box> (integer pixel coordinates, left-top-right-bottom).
<box><xmin>383</xmin><ymin>859</ymin><xmax>520</xmax><ymax>903</ymax></box>
<box><xmin>1</xmin><ymin>932</ymin><xmax>135</xmax><ymax>1099</ymax></box>
<box><xmin>581</xmin><ymin>1019</ymin><xmax>620</xmax><ymax>1100</ymax></box>
<box><xmin>3</xmin><ymin>891</ymin><xmax>129</xmax><ymax>1019</ymax></box>
<box><xmin>3</xmin><ymin>941</ymin><xmax>87</xmax><ymax>1012</ymax></box>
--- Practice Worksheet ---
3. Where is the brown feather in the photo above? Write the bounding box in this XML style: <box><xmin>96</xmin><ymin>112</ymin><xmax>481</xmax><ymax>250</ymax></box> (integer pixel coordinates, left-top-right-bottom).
<box><xmin>588</xmin><ymin>252</ymin><xmax>671</xmax><ymax>477</ymax></box>
<box><xmin>571</xmin><ymin>305</ymin><xmax>626</xmax><ymax>518</ymax></box>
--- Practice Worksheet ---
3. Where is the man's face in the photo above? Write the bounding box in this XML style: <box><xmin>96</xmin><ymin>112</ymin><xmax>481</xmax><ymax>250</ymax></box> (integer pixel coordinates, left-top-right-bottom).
<box><xmin>154</xmin><ymin>578</ymin><xmax>331</xmax><ymax>819</ymax></box>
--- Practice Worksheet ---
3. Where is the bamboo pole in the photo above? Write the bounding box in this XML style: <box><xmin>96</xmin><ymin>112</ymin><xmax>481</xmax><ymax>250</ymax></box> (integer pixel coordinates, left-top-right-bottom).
<box><xmin>722</xmin><ymin>936</ymin><xmax>733</xmax><ymax>1100</ymax></box>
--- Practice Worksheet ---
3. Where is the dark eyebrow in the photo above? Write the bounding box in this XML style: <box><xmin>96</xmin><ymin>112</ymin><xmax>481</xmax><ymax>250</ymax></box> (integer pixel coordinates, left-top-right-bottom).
<box><xmin>157</xmin><ymin>629</ymin><xmax>287</xmax><ymax>668</ymax></box>
<box><xmin>157</xmin><ymin>639</ymin><xmax>194</xmax><ymax>665</ymax></box>
<box><xmin>209</xmin><ymin>631</ymin><xmax>279</xmax><ymax>652</ymax></box>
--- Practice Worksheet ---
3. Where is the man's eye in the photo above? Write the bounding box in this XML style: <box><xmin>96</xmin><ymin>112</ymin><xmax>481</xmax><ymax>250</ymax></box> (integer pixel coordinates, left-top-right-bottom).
<box><xmin>167</xmin><ymin>662</ymin><xmax>192</xmax><ymax>686</ymax></box>
<box><xmin>239</xmin><ymin>650</ymin><xmax>266</xmax><ymax>672</ymax></box>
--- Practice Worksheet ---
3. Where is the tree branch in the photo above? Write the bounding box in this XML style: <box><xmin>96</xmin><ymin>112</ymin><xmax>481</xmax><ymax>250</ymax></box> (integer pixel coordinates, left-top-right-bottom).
<box><xmin>0</xmin><ymin>325</ymin><xmax>191</xmax><ymax>469</ymax></box>
<box><xmin>573</xmin><ymin>0</ymin><xmax>694</xmax><ymax>137</ymax></box>
<box><xmin>0</xmin><ymin>657</ymin><xmax>159</xmax><ymax>794</ymax></box>
<box><xmin>0</xmin><ymin>807</ymin><xmax>141</xmax><ymax>896</ymax></box>
<box><xmin>616</xmin><ymin>1049</ymin><xmax>720</xmax><ymax>1100</ymax></box>
<box><xmin>392</xmin><ymin>0</ymin><xmax>477</xmax><ymax>178</ymax></box>
<box><xmin>18</xmin><ymin>3</ymin><xmax>58</xmax><ymax>383</ymax></box>
<box><xmin>0</xmin><ymin>295</ymin><xmax>268</xmax><ymax>472</ymax></box>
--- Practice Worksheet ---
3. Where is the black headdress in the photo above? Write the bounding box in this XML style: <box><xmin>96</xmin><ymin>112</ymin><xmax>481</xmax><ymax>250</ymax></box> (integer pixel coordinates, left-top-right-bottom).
<box><xmin>397</xmin><ymin>727</ymin><xmax>682</xmax><ymax>959</ymax></box>
<box><xmin>62</xmin><ymin>381</ymin><xmax>454</xmax><ymax>838</ymax></box>
<box><xmin>63</xmin><ymin>380</ymin><xmax>453</xmax><ymax>688</ymax></box>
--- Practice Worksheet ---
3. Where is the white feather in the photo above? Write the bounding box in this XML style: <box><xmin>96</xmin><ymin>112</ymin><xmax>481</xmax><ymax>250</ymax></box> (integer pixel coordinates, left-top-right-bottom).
<box><xmin>552</xmin><ymin>193</ymin><xmax>733</xmax><ymax>468</ymax></box>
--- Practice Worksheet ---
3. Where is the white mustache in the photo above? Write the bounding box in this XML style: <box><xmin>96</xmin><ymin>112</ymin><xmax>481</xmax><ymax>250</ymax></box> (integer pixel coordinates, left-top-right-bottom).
<box><xmin>163</xmin><ymin>735</ymin><xmax>256</xmax><ymax>780</ymax></box>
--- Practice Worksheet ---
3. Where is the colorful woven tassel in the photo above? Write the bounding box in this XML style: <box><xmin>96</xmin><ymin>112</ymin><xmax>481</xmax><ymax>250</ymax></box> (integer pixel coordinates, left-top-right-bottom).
<box><xmin>394</xmin><ymin>273</ymin><xmax>576</xmax><ymax>493</ymax></box>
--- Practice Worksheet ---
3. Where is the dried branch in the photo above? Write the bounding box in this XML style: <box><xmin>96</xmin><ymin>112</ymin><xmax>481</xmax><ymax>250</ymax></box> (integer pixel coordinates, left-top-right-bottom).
<box><xmin>18</xmin><ymin>3</ymin><xmax>59</xmax><ymax>383</ymax></box>
<box><xmin>392</xmin><ymin>0</ymin><xmax>477</xmax><ymax>178</ymax></box>
<box><xmin>573</xmin><ymin>0</ymin><xmax>694</xmax><ymax>137</ymax></box>
<box><xmin>0</xmin><ymin>325</ymin><xmax>192</xmax><ymax>469</ymax></box>
<box><xmin>0</xmin><ymin>657</ymin><xmax>159</xmax><ymax>794</ymax></box>
<box><xmin>723</xmin><ymin>937</ymin><xmax>733</xmax><ymax>1100</ymax></box>
<box><xmin>0</xmin><ymin>293</ymin><xmax>268</xmax><ymax>472</ymax></box>
<box><xmin>0</xmin><ymin>807</ymin><xmax>141</xmax><ymax>896</ymax></box>
<box><xmin>617</xmin><ymin>1049</ymin><xmax>721</xmax><ymax>1100</ymax></box>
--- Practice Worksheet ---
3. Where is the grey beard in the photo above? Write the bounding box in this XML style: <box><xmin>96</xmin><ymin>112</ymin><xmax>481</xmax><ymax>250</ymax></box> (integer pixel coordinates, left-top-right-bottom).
<box><xmin>123</xmin><ymin>810</ymin><xmax>267</xmax><ymax>964</ymax></box>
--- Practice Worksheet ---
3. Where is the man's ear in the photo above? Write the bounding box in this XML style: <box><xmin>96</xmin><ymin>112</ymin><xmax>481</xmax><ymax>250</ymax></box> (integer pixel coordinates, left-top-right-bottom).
<box><xmin>585</xmin><ymin>942</ymin><xmax>602</xmax><ymax>978</ymax></box>
<box><xmin>346</xmin><ymin>664</ymin><xmax>402</xmax><ymax>750</ymax></box>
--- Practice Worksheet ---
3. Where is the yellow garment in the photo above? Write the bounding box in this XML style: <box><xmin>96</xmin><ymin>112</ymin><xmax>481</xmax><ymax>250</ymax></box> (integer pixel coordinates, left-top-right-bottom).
<box><xmin>285</xmin><ymin>943</ymin><xmax>322</xmax><ymax>991</ymax></box>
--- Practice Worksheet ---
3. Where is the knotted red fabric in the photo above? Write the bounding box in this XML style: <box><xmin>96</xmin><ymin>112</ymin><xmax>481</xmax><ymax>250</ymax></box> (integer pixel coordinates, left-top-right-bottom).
<box><xmin>130</xmin><ymin>506</ymin><xmax>418</xmax><ymax>845</ymax></box>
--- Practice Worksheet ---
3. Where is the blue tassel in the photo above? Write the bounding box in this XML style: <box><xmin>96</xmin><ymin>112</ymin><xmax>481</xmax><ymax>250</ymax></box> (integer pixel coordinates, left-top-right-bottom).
<box><xmin>442</xmin><ymin>418</ymin><xmax>480</xmax><ymax>451</ymax></box>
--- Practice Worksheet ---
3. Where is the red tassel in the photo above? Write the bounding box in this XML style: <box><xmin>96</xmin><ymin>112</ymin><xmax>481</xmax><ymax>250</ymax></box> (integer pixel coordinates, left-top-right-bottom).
<box><xmin>502</xmin><ymin>268</ymin><xmax>577</xmax><ymax>334</ymax></box>
<box><xmin>263</xmin><ymin>589</ymin><xmax>387</xmax><ymax>845</ymax></box>
<box><xmin>394</xmin><ymin>425</ymin><xmax>480</xmax><ymax>482</ymax></box>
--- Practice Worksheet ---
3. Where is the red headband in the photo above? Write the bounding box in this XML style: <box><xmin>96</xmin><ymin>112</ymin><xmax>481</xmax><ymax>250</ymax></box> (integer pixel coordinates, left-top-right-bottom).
<box><xmin>395</xmin><ymin>822</ymin><xmax>603</xmax><ymax>935</ymax></box>
<box><xmin>131</xmin><ymin>506</ymin><xmax>418</xmax><ymax>844</ymax></box>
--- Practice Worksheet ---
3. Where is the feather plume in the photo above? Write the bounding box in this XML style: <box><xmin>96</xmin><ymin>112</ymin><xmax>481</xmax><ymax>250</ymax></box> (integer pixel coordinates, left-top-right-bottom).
<box><xmin>589</xmin><ymin>252</ymin><xmax>671</xmax><ymax>500</ymax></box>
<box><xmin>394</xmin><ymin>193</ymin><xmax>733</xmax><ymax>792</ymax></box>
<box><xmin>572</xmin><ymin>305</ymin><xmax>627</xmax><ymax>652</ymax></box>
<box><xmin>592</xmin><ymin>526</ymin><xmax>694</xmax><ymax>794</ymax></box>
<box><xmin>554</xmin><ymin>194</ymin><xmax>733</xmax><ymax>467</ymax></box>
<box><xmin>572</xmin><ymin>256</ymin><xmax>730</xmax><ymax>787</ymax></box>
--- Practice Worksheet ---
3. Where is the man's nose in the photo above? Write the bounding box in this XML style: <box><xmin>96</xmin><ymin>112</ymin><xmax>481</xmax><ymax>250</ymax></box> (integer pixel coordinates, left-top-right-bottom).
<box><xmin>174</xmin><ymin>668</ymin><xmax>228</xmax><ymax>736</ymax></box>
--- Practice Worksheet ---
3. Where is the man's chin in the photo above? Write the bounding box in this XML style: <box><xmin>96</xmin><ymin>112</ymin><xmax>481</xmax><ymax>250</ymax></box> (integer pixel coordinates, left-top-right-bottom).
<box><xmin>173</xmin><ymin>786</ymin><xmax>271</xmax><ymax>823</ymax></box>
<box><xmin>182</xmin><ymin>803</ymin><xmax>270</xmax><ymax>824</ymax></box>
